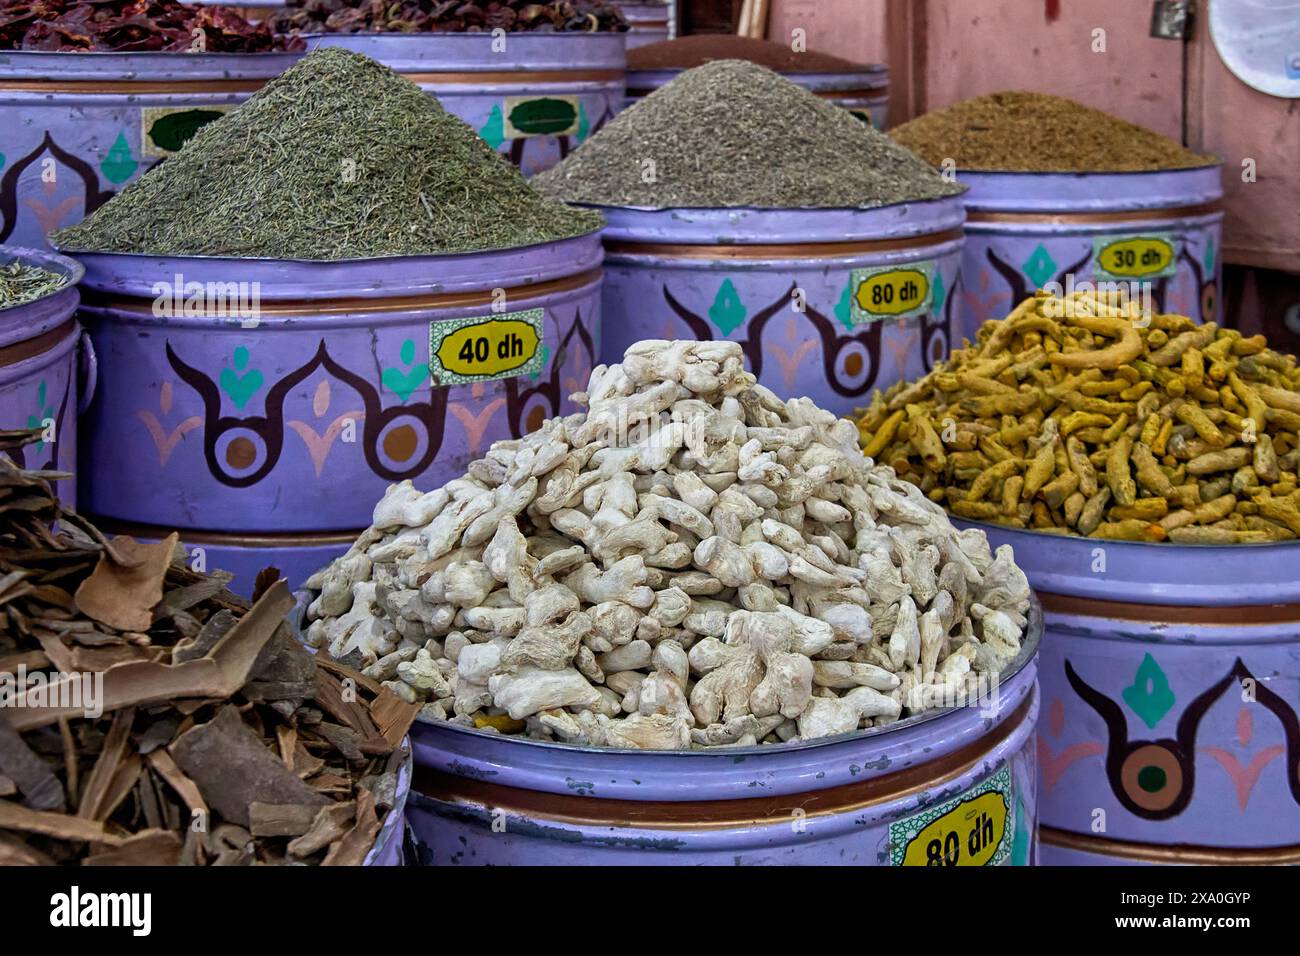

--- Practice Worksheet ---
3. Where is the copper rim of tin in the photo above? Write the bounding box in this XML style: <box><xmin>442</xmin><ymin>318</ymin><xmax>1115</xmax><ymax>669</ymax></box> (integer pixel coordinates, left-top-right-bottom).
<box><xmin>604</xmin><ymin>227</ymin><xmax>964</xmax><ymax>260</ymax></box>
<box><xmin>412</xmin><ymin>693</ymin><xmax>1036</xmax><ymax>830</ymax></box>
<box><xmin>0</xmin><ymin>70</ymin><xmax>623</xmax><ymax>94</ymax></box>
<box><xmin>1040</xmin><ymin>825</ymin><xmax>1300</xmax><ymax>864</ymax></box>
<box><xmin>1039</xmin><ymin>591</ymin><xmax>1300</xmax><ymax>625</ymax></box>
<box><xmin>88</xmin><ymin>516</ymin><xmax>361</xmax><ymax>548</ymax></box>
<box><xmin>965</xmin><ymin>200</ymin><xmax>1223</xmax><ymax>225</ymax></box>
<box><xmin>0</xmin><ymin>319</ymin><xmax>76</xmax><ymax>368</ymax></box>
<box><xmin>79</xmin><ymin>267</ymin><xmax>603</xmax><ymax>317</ymax></box>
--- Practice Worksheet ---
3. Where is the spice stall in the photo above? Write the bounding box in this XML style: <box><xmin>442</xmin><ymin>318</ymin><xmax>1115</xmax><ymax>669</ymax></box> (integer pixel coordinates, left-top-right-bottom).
<box><xmin>0</xmin><ymin>0</ymin><xmax>1297</xmax><ymax>876</ymax></box>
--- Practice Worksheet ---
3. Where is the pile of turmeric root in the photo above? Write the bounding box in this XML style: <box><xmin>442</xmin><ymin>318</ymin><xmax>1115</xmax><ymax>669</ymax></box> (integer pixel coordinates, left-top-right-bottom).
<box><xmin>857</xmin><ymin>291</ymin><xmax>1300</xmax><ymax>543</ymax></box>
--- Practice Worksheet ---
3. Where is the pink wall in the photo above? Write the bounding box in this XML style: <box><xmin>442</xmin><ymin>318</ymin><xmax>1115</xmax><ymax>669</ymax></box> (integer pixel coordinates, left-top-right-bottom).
<box><xmin>767</xmin><ymin>0</ymin><xmax>889</xmax><ymax>67</ymax></box>
<box><xmin>919</xmin><ymin>0</ymin><xmax>1184</xmax><ymax>139</ymax></box>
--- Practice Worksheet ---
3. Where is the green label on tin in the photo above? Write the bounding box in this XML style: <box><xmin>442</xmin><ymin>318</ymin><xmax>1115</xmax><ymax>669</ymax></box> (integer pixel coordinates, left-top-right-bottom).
<box><xmin>1093</xmin><ymin>234</ymin><xmax>1178</xmax><ymax>281</ymax></box>
<box><xmin>503</xmin><ymin>95</ymin><xmax>580</xmax><ymax>138</ymax></box>
<box><xmin>142</xmin><ymin>106</ymin><xmax>230</xmax><ymax>157</ymax></box>
<box><xmin>889</xmin><ymin>764</ymin><xmax>1013</xmax><ymax>866</ymax></box>
<box><xmin>849</xmin><ymin>261</ymin><xmax>934</xmax><ymax>325</ymax></box>
<box><xmin>429</xmin><ymin>309</ymin><xmax>545</xmax><ymax>386</ymax></box>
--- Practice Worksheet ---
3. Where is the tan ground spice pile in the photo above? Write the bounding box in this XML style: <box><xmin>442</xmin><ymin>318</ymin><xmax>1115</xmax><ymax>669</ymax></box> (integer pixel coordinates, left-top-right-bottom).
<box><xmin>891</xmin><ymin>92</ymin><xmax>1215</xmax><ymax>173</ymax></box>
<box><xmin>628</xmin><ymin>35</ymin><xmax>867</xmax><ymax>73</ymax></box>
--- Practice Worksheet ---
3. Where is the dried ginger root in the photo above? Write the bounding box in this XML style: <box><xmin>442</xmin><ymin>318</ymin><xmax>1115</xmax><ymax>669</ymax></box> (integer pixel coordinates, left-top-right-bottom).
<box><xmin>856</xmin><ymin>290</ymin><xmax>1300</xmax><ymax>543</ymax></box>
<box><xmin>301</xmin><ymin>341</ymin><xmax>1033</xmax><ymax>750</ymax></box>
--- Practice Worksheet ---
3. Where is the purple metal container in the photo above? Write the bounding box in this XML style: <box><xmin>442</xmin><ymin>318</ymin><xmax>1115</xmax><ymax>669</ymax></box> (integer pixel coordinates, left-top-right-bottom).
<box><xmin>594</xmin><ymin>199</ymin><xmax>965</xmax><ymax>417</ymax></box>
<box><xmin>957</xmin><ymin>165</ymin><xmax>1224</xmax><ymax>341</ymax></box>
<box><xmin>404</xmin><ymin>605</ymin><xmax>1040</xmax><ymax>866</ymax></box>
<box><xmin>0</xmin><ymin>51</ymin><xmax>302</xmax><ymax>250</ymax></box>
<box><xmin>301</xmin><ymin>33</ymin><xmax>626</xmax><ymax>177</ymax></box>
<box><xmin>618</xmin><ymin>2</ymin><xmax>672</xmax><ymax>49</ymax></box>
<box><xmin>364</xmin><ymin>739</ymin><xmax>413</xmax><ymax>866</ymax></box>
<box><xmin>70</xmin><ymin>233</ymin><xmax>603</xmax><ymax>593</ymax></box>
<box><xmin>961</xmin><ymin>520</ymin><xmax>1300</xmax><ymax>866</ymax></box>
<box><xmin>0</xmin><ymin>245</ymin><xmax>85</xmax><ymax>505</ymax></box>
<box><xmin>625</xmin><ymin>64</ymin><xmax>889</xmax><ymax>128</ymax></box>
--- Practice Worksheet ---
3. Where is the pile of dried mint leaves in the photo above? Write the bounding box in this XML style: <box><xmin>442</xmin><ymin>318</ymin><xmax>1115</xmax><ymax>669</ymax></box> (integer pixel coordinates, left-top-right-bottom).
<box><xmin>53</xmin><ymin>47</ymin><xmax>603</xmax><ymax>259</ymax></box>
<box><xmin>0</xmin><ymin>260</ymin><xmax>70</xmax><ymax>310</ymax></box>
<box><xmin>891</xmin><ymin>91</ymin><xmax>1215</xmax><ymax>173</ymax></box>
<box><xmin>533</xmin><ymin>59</ymin><xmax>961</xmax><ymax>209</ymax></box>
<box><xmin>0</xmin><ymin>431</ymin><xmax>419</xmax><ymax>865</ymax></box>
<box><xmin>270</xmin><ymin>0</ymin><xmax>626</xmax><ymax>34</ymax></box>
<box><xmin>0</xmin><ymin>0</ymin><xmax>300</xmax><ymax>52</ymax></box>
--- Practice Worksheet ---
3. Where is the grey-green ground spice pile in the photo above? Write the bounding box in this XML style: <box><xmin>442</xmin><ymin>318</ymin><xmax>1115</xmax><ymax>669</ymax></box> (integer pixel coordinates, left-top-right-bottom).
<box><xmin>0</xmin><ymin>261</ymin><xmax>69</xmax><ymax>310</ymax></box>
<box><xmin>891</xmin><ymin>92</ymin><xmax>1216</xmax><ymax>173</ymax></box>
<box><xmin>533</xmin><ymin>59</ymin><xmax>961</xmax><ymax>209</ymax></box>
<box><xmin>53</xmin><ymin>48</ymin><xmax>603</xmax><ymax>259</ymax></box>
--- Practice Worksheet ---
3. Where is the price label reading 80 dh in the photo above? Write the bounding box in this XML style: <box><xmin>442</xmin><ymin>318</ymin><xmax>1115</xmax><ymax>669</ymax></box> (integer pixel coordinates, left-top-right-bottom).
<box><xmin>889</xmin><ymin>765</ymin><xmax>1013</xmax><ymax>866</ymax></box>
<box><xmin>848</xmin><ymin>263</ymin><xmax>935</xmax><ymax>325</ymax></box>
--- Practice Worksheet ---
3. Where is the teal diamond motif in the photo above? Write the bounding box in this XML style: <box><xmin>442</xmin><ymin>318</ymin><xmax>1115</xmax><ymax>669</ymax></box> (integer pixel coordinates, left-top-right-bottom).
<box><xmin>707</xmin><ymin>278</ymin><xmax>747</xmax><ymax>336</ymax></box>
<box><xmin>1204</xmin><ymin>237</ymin><xmax>1216</xmax><ymax>275</ymax></box>
<box><xmin>833</xmin><ymin>281</ymin><xmax>854</xmax><ymax>331</ymax></box>
<box><xmin>1121</xmin><ymin>653</ymin><xmax>1176</xmax><ymax>730</ymax></box>
<box><xmin>1021</xmin><ymin>243</ymin><xmax>1058</xmax><ymax>289</ymax></box>
<box><xmin>931</xmin><ymin>269</ymin><xmax>946</xmax><ymax>315</ymax></box>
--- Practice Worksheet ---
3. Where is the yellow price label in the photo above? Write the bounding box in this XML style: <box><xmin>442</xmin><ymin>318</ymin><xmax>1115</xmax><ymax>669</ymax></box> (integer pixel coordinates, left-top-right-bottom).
<box><xmin>436</xmin><ymin>318</ymin><xmax>539</xmax><ymax>379</ymax></box>
<box><xmin>898</xmin><ymin>790</ymin><xmax>1008</xmax><ymax>866</ymax></box>
<box><xmin>853</xmin><ymin>267</ymin><xmax>930</xmax><ymax>318</ymax></box>
<box><xmin>1095</xmin><ymin>236</ymin><xmax>1176</xmax><ymax>279</ymax></box>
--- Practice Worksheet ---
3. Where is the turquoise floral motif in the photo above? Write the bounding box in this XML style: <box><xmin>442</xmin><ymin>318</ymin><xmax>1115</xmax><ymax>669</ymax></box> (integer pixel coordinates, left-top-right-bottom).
<box><xmin>381</xmin><ymin>338</ymin><xmax>430</xmax><ymax>401</ymax></box>
<box><xmin>1204</xmin><ymin>237</ymin><xmax>1216</xmax><ymax>276</ymax></box>
<box><xmin>26</xmin><ymin>379</ymin><xmax>54</xmax><ymax>452</ymax></box>
<box><xmin>1012</xmin><ymin>795</ymin><xmax>1030</xmax><ymax>866</ymax></box>
<box><xmin>0</xmin><ymin>153</ymin><xmax>6</xmax><ymax>171</ymax></box>
<box><xmin>528</xmin><ymin>344</ymin><xmax>551</xmax><ymax>381</ymax></box>
<box><xmin>1122</xmin><ymin>653</ymin><xmax>1177</xmax><ymax>729</ymax></box>
<box><xmin>478</xmin><ymin>105</ymin><xmax>506</xmax><ymax>151</ymax></box>
<box><xmin>833</xmin><ymin>281</ymin><xmax>854</xmax><ymax>331</ymax></box>
<box><xmin>707</xmin><ymin>278</ymin><xmax>747</xmax><ymax>336</ymax></box>
<box><xmin>576</xmin><ymin>102</ymin><xmax>590</xmax><ymax>142</ymax></box>
<box><xmin>931</xmin><ymin>269</ymin><xmax>946</xmax><ymax>315</ymax></box>
<box><xmin>100</xmin><ymin>131</ymin><xmax>138</xmax><ymax>184</ymax></box>
<box><xmin>1021</xmin><ymin>244</ymin><xmax>1058</xmax><ymax>289</ymax></box>
<box><xmin>218</xmin><ymin>345</ymin><xmax>264</xmax><ymax>410</ymax></box>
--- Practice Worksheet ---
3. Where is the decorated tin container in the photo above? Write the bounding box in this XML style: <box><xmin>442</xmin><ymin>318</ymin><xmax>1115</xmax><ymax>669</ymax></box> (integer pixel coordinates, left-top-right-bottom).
<box><xmin>69</xmin><ymin>232</ymin><xmax>603</xmax><ymax>593</ymax></box>
<box><xmin>404</xmin><ymin>604</ymin><xmax>1040</xmax><ymax>866</ymax></box>
<box><xmin>619</xmin><ymin>2</ymin><xmax>672</xmax><ymax>49</ymax></box>
<box><xmin>363</xmin><ymin>739</ymin><xmax>413</xmax><ymax>866</ymax></box>
<box><xmin>625</xmin><ymin>63</ymin><xmax>889</xmax><ymax>128</ymax></box>
<box><xmin>302</xmin><ymin>33</ymin><xmax>625</xmax><ymax>176</ymax></box>
<box><xmin>0</xmin><ymin>246</ymin><xmax>86</xmax><ymax>506</ymax></box>
<box><xmin>0</xmin><ymin>51</ymin><xmax>302</xmax><ymax>250</ymax></box>
<box><xmin>965</xmin><ymin>521</ymin><xmax>1300</xmax><ymax>866</ymax></box>
<box><xmin>594</xmin><ymin>199</ymin><xmax>964</xmax><ymax>417</ymax></box>
<box><xmin>956</xmin><ymin>165</ymin><xmax>1224</xmax><ymax>341</ymax></box>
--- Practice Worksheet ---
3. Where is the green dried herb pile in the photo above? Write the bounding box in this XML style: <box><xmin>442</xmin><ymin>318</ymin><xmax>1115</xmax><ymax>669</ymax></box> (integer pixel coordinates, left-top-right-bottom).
<box><xmin>54</xmin><ymin>47</ymin><xmax>603</xmax><ymax>259</ymax></box>
<box><xmin>533</xmin><ymin>59</ymin><xmax>960</xmax><ymax>210</ymax></box>
<box><xmin>0</xmin><ymin>260</ymin><xmax>70</xmax><ymax>310</ymax></box>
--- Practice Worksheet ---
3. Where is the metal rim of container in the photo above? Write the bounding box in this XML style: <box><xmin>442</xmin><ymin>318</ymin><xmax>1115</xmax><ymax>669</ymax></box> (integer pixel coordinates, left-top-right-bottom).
<box><xmin>1040</xmin><ymin>824</ymin><xmax>1300</xmax><ymax>864</ymax></box>
<box><xmin>409</xmin><ymin>595</ymin><xmax>1043</xmax><ymax>758</ymax></box>
<box><xmin>955</xmin><ymin>163</ymin><xmax>1225</xmax><ymax>216</ymax></box>
<box><xmin>585</xmin><ymin>197</ymin><xmax>968</xmax><ymax>246</ymax></box>
<box><xmin>60</xmin><ymin>228</ymin><xmax>606</xmax><ymax>301</ymax></box>
<box><xmin>413</xmin><ymin>690</ymin><xmax>1037</xmax><ymax>828</ymax></box>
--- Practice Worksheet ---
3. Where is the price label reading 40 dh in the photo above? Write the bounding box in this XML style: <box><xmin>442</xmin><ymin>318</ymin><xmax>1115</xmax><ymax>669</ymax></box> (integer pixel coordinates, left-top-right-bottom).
<box><xmin>849</xmin><ymin>263</ymin><xmax>934</xmax><ymax>325</ymax></box>
<box><xmin>1093</xmin><ymin>234</ymin><xmax>1178</xmax><ymax>280</ymax></box>
<box><xmin>429</xmin><ymin>309</ymin><xmax>544</xmax><ymax>387</ymax></box>
<box><xmin>889</xmin><ymin>765</ymin><xmax>1013</xmax><ymax>866</ymax></box>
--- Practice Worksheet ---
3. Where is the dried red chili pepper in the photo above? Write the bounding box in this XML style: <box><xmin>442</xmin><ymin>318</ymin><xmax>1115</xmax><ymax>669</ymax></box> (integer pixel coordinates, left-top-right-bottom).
<box><xmin>0</xmin><ymin>0</ymin><xmax>305</xmax><ymax>51</ymax></box>
<box><xmin>269</xmin><ymin>0</ymin><xmax>626</xmax><ymax>35</ymax></box>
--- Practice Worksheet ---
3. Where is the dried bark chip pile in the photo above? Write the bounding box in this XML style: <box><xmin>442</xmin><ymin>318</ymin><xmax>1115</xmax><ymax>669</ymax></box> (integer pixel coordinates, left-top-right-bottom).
<box><xmin>0</xmin><ymin>434</ymin><xmax>416</xmax><ymax>865</ymax></box>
